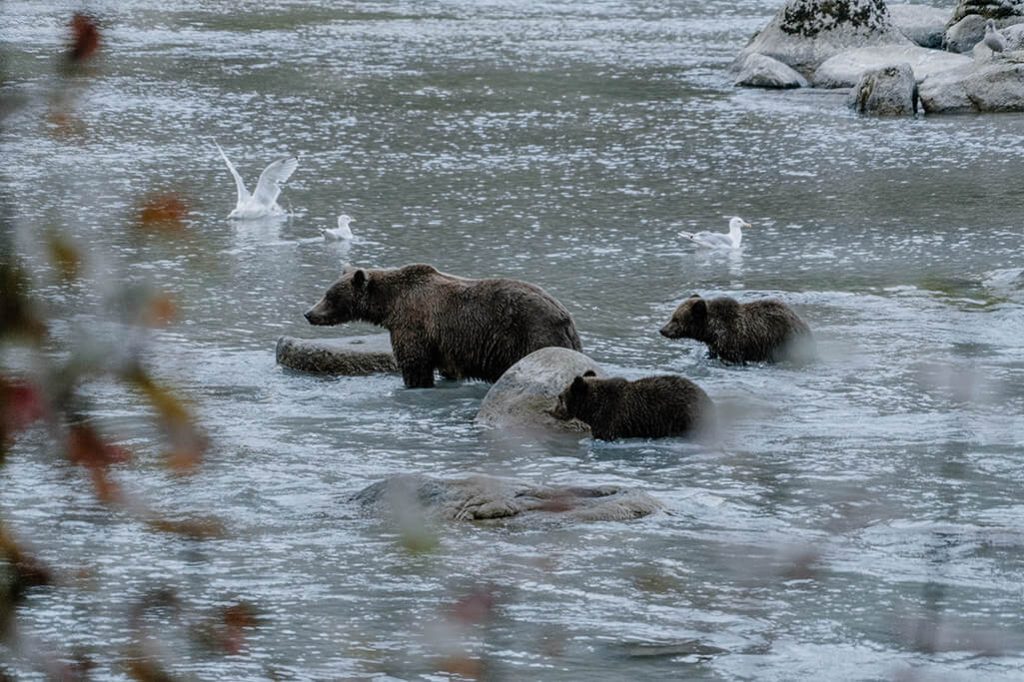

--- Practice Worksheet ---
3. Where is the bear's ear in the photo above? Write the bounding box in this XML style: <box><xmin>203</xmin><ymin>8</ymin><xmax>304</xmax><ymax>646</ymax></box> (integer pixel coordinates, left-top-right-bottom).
<box><xmin>570</xmin><ymin>375</ymin><xmax>589</xmax><ymax>395</ymax></box>
<box><xmin>688</xmin><ymin>293</ymin><xmax>702</xmax><ymax>300</ymax></box>
<box><xmin>582</xmin><ymin>370</ymin><xmax>597</xmax><ymax>378</ymax></box>
<box><xmin>352</xmin><ymin>269</ymin><xmax>367</xmax><ymax>289</ymax></box>
<box><xmin>690</xmin><ymin>298</ymin><xmax>707</xmax><ymax>319</ymax></box>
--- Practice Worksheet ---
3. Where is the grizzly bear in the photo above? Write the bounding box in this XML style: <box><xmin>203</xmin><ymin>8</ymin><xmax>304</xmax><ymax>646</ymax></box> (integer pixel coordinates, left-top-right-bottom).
<box><xmin>549</xmin><ymin>371</ymin><xmax>712</xmax><ymax>441</ymax></box>
<box><xmin>304</xmin><ymin>264</ymin><xmax>582</xmax><ymax>388</ymax></box>
<box><xmin>660</xmin><ymin>294</ymin><xmax>812</xmax><ymax>364</ymax></box>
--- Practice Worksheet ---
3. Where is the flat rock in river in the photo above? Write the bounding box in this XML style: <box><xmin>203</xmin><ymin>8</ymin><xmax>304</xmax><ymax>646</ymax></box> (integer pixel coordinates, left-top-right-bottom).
<box><xmin>354</xmin><ymin>473</ymin><xmax>665</xmax><ymax>523</ymax></box>
<box><xmin>276</xmin><ymin>334</ymin><xmax>398</xmax><ymax>376</ymax></box>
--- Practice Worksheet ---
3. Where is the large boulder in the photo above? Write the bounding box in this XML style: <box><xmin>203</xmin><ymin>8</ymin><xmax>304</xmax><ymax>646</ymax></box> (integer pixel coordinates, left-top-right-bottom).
<box><xmin>275</xmin><ymin>334</ymin><xmax>398</xmax><ymax>375</ymax></box>
<box><xmin>734</xmin><ymin>53</ymin><xmax>810</xmax><ymax>88</ymax></box>
<box><xmin>888</xmin><ymin>4</ymin><xmax>952</xmax><ymax>48</ymax></box>
<box><xmin>475</xmin><ymin>346</ymin><xmax>603</xmax><ymax>433</ymax></box>
<box><xmin>354</xmin><ymin>473</ymin><xmax>664</xmax><ymax>523</ymax></box>
<box><xmin>814</xmin><ymin>45</ymin><xmax>972</xmax><ymax>87</ymax></box>
<box><xmin>945</xmin><ymin>14</ymin><xmax>992</xmax><ymax>51</ymax></box>
<box><xmin>950</xmin><ymin>0</ymin><xmax>1024</xmax><ymax>24</ymax></box>
<box><xmin>735</xmin><ymin>0</ymin><xmax>913</xmax><ymax>77</ymax></box>
<box><xmin>918</xmin><ymin>55</ymin><xmax>1024</xmax><ymax>112</ymax></box>
<box><xmin>848</xmin><ymin>63</ymin><xmax>918</xmax><ymax>115</ymax></box>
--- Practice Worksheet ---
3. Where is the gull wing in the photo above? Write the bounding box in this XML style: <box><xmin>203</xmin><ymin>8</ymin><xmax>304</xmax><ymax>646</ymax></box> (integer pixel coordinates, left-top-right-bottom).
<box><xmin>681</xmin><ymin>231</ymin><xmax>733</xmax><ymax>249</ymax></box>
<box><xmin>252</xmin><ymin>155</ymin><xmax>298</xmax><ymax>208</ymax></box>
<box><xmin>215</xmin><ymin>141</ymin><xmax>249</xmax><ymax>207</ymax></box>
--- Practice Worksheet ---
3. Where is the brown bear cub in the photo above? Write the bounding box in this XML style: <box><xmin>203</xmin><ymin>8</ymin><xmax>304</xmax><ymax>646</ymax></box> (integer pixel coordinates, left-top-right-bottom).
<box><xmin>550</xmin><ymin>371</ymin><xmax>712</xmax><ymax>441</ymax></box>
<box><xmin>660</xmin><ymin>294</ymin><xmax>812</xmax><ymax>364</ymax></box>
<box><xmin>305</xmin><ymin>264</ymin><xmax>582</xmax><ymax>388</ymax></box>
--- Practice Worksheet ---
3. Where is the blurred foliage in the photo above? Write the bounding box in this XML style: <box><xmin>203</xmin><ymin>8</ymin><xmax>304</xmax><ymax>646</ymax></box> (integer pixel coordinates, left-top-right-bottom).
<box><xmin>0</xmin><ymin>13</ymin><xmax>261</xmax><ymax>678</ymax></box>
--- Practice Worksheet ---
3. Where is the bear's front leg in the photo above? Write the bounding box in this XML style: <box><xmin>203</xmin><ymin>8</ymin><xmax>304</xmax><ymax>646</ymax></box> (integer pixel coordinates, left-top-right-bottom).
<box><xmin>391</xmin><ymin>332</ymin><xmax>436</xmax><ymax>388</ymax></box>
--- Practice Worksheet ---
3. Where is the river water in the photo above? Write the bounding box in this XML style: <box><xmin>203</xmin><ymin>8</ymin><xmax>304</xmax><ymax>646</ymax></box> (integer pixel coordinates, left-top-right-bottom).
<box><xmin>2</xmin><ymin>0</ymin><xmax>1023</xmax><ymax>679</ymax></box>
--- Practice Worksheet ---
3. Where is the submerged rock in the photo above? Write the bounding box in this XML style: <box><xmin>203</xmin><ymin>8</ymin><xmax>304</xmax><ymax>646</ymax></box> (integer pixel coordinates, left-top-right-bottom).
<box><xmin>354</xmin><ymin>473</ymin><xmax>664</xmax><ymax>523</ymax></box>
<box><xmin>849</xmin><ymin>63</ymin><xmax>918</xmax><ymax>115</ymax></box>
<box><xmin>735</xmin><ymin>0</ymin><xmax>911</xmax><ymax>77</ymax></box>
<box><xmin>918</xmin><ymin>55</ymin><xmax>1024</xmax><ymax>112</ymax></box>
<box><xmin>888</xmin><ymin>4</ymin><xmax>952</xmax><ymax>48</ymax></box>
<box><xmin>814</xmin><ymin>45</ymin><xmax>971</xmax><ymax>87</ymax></box>
<box><xmin>476</xmin><ymin>346</ymin><xmax>604</xmax><ymax>433</ymax></box>
<box><xmin>734</xmin><ymin>53</ymin><xmax>810</xmax><ymax>88</ymax></box>
<box><xmin>275</xmin><ymin>334</ymin><xmax>398</xmax><ymax>376</ymax></box>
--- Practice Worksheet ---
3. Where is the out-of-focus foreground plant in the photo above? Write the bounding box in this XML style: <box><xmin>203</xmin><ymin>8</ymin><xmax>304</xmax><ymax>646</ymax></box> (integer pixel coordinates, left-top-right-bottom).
<box><xmin>0</xmin><ymin>14</ymin><xmax>259</xmax><ymax>678</ymax></box>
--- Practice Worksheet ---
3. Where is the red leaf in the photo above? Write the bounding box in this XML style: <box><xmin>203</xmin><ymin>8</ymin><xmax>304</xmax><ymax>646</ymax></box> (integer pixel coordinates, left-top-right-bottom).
<box><xmin>1</xmin><ymin>378</ymin><xmax>46</xmax><ymax>434</ymax></box>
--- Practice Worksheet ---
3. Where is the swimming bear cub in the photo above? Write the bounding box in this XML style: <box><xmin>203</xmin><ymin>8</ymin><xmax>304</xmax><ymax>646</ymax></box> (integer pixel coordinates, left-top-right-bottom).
<box><xmin>550</xmin><ymin>371</ymin><xmax>712</xmax><ymax>441</ymax></box>
<box><xmin>305</xmin><ymin>264</ymin><xmax>582</xmax><ymax>388</ymax></box>
<box><xmin>660</xmin><ymin>294</ymin><xmax>812</xmax><ymax>364</ymax></box>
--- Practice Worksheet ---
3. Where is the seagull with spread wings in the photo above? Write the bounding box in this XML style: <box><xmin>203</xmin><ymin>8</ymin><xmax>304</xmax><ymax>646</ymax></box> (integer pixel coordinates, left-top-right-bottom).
<box><xmin>215</xmin><ymin>142</ymin><xmax>298</xmax><ymax>220</ymax></box>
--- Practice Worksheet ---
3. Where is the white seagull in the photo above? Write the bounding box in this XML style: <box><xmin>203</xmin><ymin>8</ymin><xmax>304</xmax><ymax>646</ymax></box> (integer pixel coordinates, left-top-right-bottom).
<box><xmin>321</xmin><ymin>214</ymin><xmax>354</xmax><ymax>241</ymax></box>
<box><xmin>984</xmin><ymin>20</ymin><xmax>1007</xmax><ymax>54</ymax></box>
<box><xmin>679</xmin><ymin>217</ymin><xmax>751</xmax><ymax>250</ymax></box>
<box><xmin>215</xmin><ymin>142</ymin><xmax>298</xmax><ymax>220</ymax></box>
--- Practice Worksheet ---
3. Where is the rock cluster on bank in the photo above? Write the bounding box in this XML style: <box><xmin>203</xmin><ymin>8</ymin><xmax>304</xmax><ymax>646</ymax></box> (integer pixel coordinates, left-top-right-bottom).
<box><xmin>735</xmin><ymin>0</ymin><xmax>1024</xmax><ymax>114</ymax></box>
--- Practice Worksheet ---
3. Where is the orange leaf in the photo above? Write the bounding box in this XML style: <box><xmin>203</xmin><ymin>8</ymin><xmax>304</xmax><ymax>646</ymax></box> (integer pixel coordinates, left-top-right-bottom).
<box><xmin>136</xmin><ymin>193</ymin><xmax>189</xmax><ymax>232</ymax></box>
<box><xmin>68</xmin><ymin>14</ymin><xmax>101</xmax><ymax>63</ymax></box>
<box><xmin>67</xmin><ymin>424</ymin><xmax>132</xmax><ymax>468</ymax></box>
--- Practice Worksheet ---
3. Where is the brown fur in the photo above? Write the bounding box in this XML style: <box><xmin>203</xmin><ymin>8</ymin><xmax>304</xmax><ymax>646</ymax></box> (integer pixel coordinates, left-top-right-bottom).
<box><xmin>660</xmin><ymin>294</ymin><xmax>813</xmax><ymax>364</ymax></box>
<box><xmin>305</xmin><ymin>264</ymin><xmax>582</xmax><ymax>388</ymax></box>
<box><xmin>550</xmin><ymin>371</ymin><xmax>712</xmax><ymax>441</ymax></box>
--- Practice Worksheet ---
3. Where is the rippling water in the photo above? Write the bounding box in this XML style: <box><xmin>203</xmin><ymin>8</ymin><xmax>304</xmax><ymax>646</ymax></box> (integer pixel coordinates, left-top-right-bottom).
<box><xmin>2</xmin><ymin>0</ymin><xmax>1024</xmax><ymax>679</ymax></box>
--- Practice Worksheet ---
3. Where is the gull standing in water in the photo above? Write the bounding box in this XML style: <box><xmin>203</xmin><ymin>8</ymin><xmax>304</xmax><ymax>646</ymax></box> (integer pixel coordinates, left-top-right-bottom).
<box><xmin>680</xmin><ymin>217</ymin><xmax>751</xmax><ymax>250</ymax></box>
<box><xmin>216</xmin><ymin>142</ymin><xmax>298</xmax><ymax>220</ymax></box>
<box><xmin>321</xmin><ymin>214</ymin><xmax>354</xmax><ymax>241</ymax></box>
<box><xmin>984</xmin><ymin>19</ymin><xmax>1007</xmax><ymax>54</ymax></box>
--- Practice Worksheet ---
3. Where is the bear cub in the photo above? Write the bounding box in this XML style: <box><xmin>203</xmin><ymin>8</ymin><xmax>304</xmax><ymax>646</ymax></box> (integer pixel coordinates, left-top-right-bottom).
<box><xmin>550</xmin><ymin>371</ymin><xmax>712</xmax><ymax>441</ymax></box>
<box><xmin>660</xmin><ymin>294</ymin><xmax>812</xmax><ymax>364</ymax></box>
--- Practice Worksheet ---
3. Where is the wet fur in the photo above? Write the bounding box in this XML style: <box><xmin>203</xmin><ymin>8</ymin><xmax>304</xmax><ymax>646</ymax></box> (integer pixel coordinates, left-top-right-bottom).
<box><xmin>551</xmin><ymin>373</ymin><xmax>712</xmax><ymax>441</ymax></box>
<box><xmin>305</xmin><ymin>264</ymin><xmax>582</xmax><ymax>388</ymax></box>
<box><xmin>660</xmin><ymin>295</ymin><xmax>812</xmax><ymax>364</ymax></box>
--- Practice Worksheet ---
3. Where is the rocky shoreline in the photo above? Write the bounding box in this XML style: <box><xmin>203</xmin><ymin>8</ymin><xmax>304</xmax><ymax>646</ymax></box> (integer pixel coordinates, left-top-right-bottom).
<box><xmin>734</xmin><ymin>0</ymin><xmax>1024</xmax><ymax>115</ymax></box>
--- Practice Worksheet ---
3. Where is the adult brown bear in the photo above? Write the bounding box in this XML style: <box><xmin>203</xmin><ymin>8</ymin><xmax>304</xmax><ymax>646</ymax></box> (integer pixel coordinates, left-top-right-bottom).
<box><xmin>305</xmin><ymin>264</ymin><xmax>582</xmax><ymax>388</ymax></box>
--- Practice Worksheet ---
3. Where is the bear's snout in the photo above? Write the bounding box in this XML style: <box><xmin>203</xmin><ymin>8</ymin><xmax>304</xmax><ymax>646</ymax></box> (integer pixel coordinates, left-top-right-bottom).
<box><xmin>659</xmin><ymin>325</ymin><xmax>674</xmax><ymax>338</ymax></box>
<box><xmin>304</xmin><ymin>300</ymin><xmax>330</xmax><ymax>325</ymax></box>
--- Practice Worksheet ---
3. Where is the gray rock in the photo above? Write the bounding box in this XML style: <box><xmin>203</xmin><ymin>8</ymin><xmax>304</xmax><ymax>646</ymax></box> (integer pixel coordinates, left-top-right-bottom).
<box><xmin>734</xmin><ymin>53</ymin><xmax>810</xmax><ymax>88</ymax></box>
<box><xmin>848</xmin><ymin>62</ymin><xmax>919</xmax><ymax>115</ymax></box>
<box><xmin>889</xmin><ymin>4</ymin><xmax>952</xmax><ymax>48</ymax></box>
<box><xmin>275</xmin><ymin>334</ymin><xmax>398</xmax><ymax>376</ymax></box>
<box><xmin>950</xmin><ymin>0</ymin><xmax>1024</xmax><ymax>24</ymax></box>
<box><xmin>918</xmin><ymin>54</ymin><xmax>1024</xmax><ymax>112</ymax></box>
<box><xmin>354</xmin><ymin>473</ymin><xmax>665</xmax><ymax>523</ymax></box>
<box><xmin>735</xmin><ymin>0</ymin><xmax>912</xmax><ymax>77</ymax></box>
<box><xmin>475</xmin><ymin>346</ymin><xmax>604</xmax><ymax>433</ymax></box>
<box><xmin>814</xmin><ymin>45</ymin><xmax>971</xmax><ymax>87</ymax></box>
<box><xmin>945</xmin><ymin>13</ymin><xmax>992</xmax><ymax>51</ymax></box>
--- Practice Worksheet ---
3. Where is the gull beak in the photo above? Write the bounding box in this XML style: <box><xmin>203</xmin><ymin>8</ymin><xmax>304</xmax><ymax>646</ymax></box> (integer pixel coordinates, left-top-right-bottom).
<box><xmin>743</xmin><ymin>221</ymin><xmax>752</xmax><ymax>229</ymax></box>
